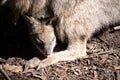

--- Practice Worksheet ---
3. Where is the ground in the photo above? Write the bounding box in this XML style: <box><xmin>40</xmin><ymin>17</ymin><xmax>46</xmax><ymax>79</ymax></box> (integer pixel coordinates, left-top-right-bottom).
<box><xmin>0</xmin><ymin>7</ymin><xmax>120</xmax><ymax>80</ymax></box>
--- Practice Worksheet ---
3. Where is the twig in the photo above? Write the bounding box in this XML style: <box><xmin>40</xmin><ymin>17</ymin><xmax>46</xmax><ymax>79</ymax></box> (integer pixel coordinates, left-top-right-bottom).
<box><xmin>31</xmin><ymin>71</ymin><xmax>43</xmax><ymax>79</ymax></box>
<box><xmin>94</xmin><ymin>70</ymin><xmax>98</xmax><ymax>80</ymax></box>
<box><xmin>97</xmin><ymin>48</ymin><xmax>116</xmax><ymax>55</ymax></box>
<box><xmin>114</xmin><ymin>66</ymin><xmax>120</xmax><ymax>70</ymax></box>
<box><xmin>93</xmin><ymin>66</ymin><xmax>98</xmax><ymax>80</ymax></box>
<box><xmin>0</xmin><ymin>65</ymin><xmax>11</xmax><ymax>80</ymax></box>
<box><xmin>110</xmin><ymin>26</ymin><xmax>120</xmax><ymax>32</ymax></box>
<box><xmin>113</xmin><ymin>26</ymin><xmax>120</xmax><ymax>31</ymax></box>
<box><xmin>116</xmin><ymin>71</ymin><xmax>120</xmax><ymax>80</ymax></box>
<box><xmin>114</xmin><ymin>71</ymin><xmax>120</xmax><ymax>80</ymax></box>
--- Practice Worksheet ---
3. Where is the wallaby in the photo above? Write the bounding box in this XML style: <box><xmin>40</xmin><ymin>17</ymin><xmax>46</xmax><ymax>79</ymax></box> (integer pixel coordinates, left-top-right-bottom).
<box><xmin>1</xmin><ymin>0</ymin><xmax>120</xmax><ymax>70</ymax></box>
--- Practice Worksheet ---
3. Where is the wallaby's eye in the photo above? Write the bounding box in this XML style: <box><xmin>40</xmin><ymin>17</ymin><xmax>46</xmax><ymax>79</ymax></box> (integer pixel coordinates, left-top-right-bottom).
<box><xmin>32</xmin><ymin>33</ymin><xmax>44</xmax><ymax>45</ymax></box>
<box><xmin>36</xmin><ymin>38</ymin><xmax>44</xmax><ymax>44</ymax></box>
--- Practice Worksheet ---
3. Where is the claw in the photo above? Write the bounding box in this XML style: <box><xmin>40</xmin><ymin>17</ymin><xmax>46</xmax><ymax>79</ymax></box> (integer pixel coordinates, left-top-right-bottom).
<box><xmin>24</xmin><ymin>15</ymin><xmax>41</xmax><ymax>26</ymax></box>
<box><xmin>36</xmin><ymin>61</ymin><xmax>46</xmax><ymax>71</ymax></box>
<box><xmin>36</xmin><ymin>65</ymin><xmax>41</xmax><ymax>71</ymax></box>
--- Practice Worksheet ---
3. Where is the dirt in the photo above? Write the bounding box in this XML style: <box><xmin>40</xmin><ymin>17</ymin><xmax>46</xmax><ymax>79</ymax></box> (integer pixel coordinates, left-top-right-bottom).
<box><xmin>0</xmin><ymin>7</ymin><xmax>120</xmax><ymax>80</ymax></box>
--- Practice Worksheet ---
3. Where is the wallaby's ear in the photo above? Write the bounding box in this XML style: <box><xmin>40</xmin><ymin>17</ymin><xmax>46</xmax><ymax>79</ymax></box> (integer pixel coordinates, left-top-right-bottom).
<box><xmin>0</xmin><ymin>0</ymin><xmax>7</xmax><ymax>5</ymax></box>
<box><xmin>32</xmin><ymin>0</ymin><xmax>46</xmax><ymax>11</ymax></box>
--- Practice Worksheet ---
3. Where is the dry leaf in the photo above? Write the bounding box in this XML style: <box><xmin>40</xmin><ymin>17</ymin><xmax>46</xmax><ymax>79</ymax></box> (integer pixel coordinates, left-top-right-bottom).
<box><xmin>3</xmin><ymin>64</ymin><xmax>23</xmax><ymax>72</ymax></box>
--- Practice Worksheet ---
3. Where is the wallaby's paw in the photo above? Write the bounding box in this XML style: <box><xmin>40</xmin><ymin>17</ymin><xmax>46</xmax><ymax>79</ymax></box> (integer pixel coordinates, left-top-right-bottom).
<box><xmin>24</xmin><ymin>56</ymin><xmax>55</xmax><ymax>71</ymax></box>
<box><xmin>25</xmin><ymin>57</ymin><xmax>40</xmax><ymax>71</ymax></box>
<box><xmin>36</xmin><ymin>57</ymin><xmax>57</xmax><ymax>71</ymax></box>
<box><xmin>24</xmin><ymin>15</ymin><xmax>40</xmax><ymax>25</ymax></box>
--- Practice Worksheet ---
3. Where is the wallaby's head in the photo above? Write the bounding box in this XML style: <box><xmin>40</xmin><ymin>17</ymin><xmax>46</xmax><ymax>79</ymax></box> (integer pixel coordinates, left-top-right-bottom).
<box><xmin>25</xmin><ymin>16</ymin><xmax>56</xmax><ymax>56</ymax></box>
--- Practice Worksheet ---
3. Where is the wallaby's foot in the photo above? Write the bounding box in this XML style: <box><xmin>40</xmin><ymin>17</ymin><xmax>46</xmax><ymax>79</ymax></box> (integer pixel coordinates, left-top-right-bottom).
<box><xmin>25</xmin><ymin>49</ymin><xmax>87</xmax><ymax>71</ymax></box>
<box><xmin>36</xmin><ymin>50</ymin><xmax>88</xmax><ymax>70</ymax></box>
<box><xmin>25</xmin><ymin>40</ymin><xmax>88</xmax><ymax>70</ymax></box>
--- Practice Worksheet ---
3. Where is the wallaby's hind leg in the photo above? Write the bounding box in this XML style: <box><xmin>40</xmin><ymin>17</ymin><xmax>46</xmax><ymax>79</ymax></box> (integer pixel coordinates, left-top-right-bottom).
<box><xmin>25</xmin><ymin>39</ymin><xmax>87</xmax><ymax>70</ymax></box>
